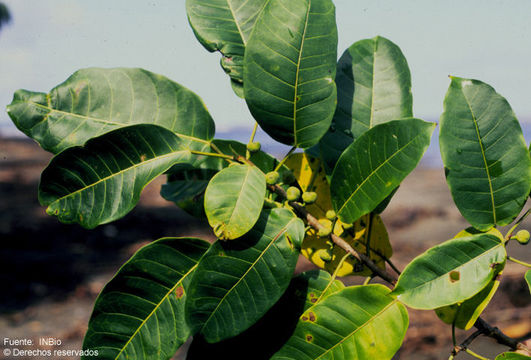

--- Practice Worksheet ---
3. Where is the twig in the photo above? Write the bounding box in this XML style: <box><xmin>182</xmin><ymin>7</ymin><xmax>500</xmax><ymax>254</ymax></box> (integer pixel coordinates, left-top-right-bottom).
<box><xmin>451</xmin><ymin>329</ymin><xmax>482</xmax><ymax>357</ymax></box>
<box><xmin>474</xmin><ymin>317</ymin><xmax>531</xmax><ymax>355</ymax></box>
<box><xmin>269</xmin><ymin>184</ymin><xmax>398</xmax><ymax>285</ymax></box>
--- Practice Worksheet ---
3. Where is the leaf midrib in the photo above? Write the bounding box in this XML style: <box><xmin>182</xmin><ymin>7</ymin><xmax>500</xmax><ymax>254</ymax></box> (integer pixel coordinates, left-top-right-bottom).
<box><xmin>225</xmin><ymin>165</ymin><xmax>253</xmax><ymax>236</ymax></box>
<box><xmin>461</xmin><ymin>87</ymin><xmax>497</xmax><ymax>224</ymax></box>
<box><xmin>293</xmin><ymin>0</ymin><xmax>311</xmax><ymax>146</ymax></box>
<box><xmin>27</xmin><ymin>100</ymin><xmax>211</xmax><ymax>145</ymax></box>
<box><xmin>113</xmin><ymin>263</ymin><xmax>199</xmax><ymax>360</ymax></box>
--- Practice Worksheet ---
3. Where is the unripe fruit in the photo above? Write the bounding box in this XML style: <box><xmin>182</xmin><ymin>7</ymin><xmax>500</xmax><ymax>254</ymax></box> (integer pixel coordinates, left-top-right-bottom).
<box><xmin>318</xmin><ymin>249</ymin><xmax>333</xmax><ymax>262</ymax></box>
<box><xmin>286</xmin><ymin>187</ymin><xmax>301</xmax><ymax>201</ymax></box>
<box><xmin>515</xmin><ymin>230</ymin><xmax>530</xmax><ymax>245</ymax></box>
<box><xmin>326</xmin><ymin>210</ymin><xmax>336</xmax><ymax>220</ymax></box>
<box><xmin>247</xmin><ymin>141</ymin><xmax>261</xmax><ymax>152</ymax></box>
<box><xmin>265</xmin><ymin>171</ymin><xmax>280</xmax><ymax>185</ymax></box>
<box><xmin>302</xmin><ymin>191</ymin><xmax>317</xmax><ymax>204</ymax></box>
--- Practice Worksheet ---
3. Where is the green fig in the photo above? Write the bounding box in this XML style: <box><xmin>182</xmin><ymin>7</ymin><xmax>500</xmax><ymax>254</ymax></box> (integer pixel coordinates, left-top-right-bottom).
<box><xmin>286</xmin><ymin>187</ymin><xmax>301</xmax><ymax>201</ymax></box>
<box><xmin>302</xmin><ymin>191</ymin><xmax>317</xmax><ymax>204</ymax></box>
<box><xmin>326</xmin><ymin>210</ymin><xmax>336</xmax><ymax>220</ymax></box>
<box><xmin>246</xmin><ymin>141</ymin><xmax>261</xmax><ymax>152</ymax></box>
<box><xmin>265</xmin><ymin>171</ymin><xmax>280</xmax><ymax>185</ymax></box>
<box><xmin>515</xmin><ymin>230</ymin><xmax>530</xmax><ymax>245</ymax></box>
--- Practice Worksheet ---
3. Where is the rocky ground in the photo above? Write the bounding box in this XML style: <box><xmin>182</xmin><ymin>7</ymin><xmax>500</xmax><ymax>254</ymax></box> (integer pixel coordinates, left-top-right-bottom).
<box><xmin>0</xmin><ymin>137</ymin><xmax>529</xmax><ymax>359</ymax></box>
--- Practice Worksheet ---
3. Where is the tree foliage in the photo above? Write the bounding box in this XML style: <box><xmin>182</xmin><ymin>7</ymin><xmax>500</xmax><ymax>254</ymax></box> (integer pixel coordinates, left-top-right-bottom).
<box><xmin>6</xmin><ymin>1</ymin><xmax>531</xmax><ymax>359</ymax></box>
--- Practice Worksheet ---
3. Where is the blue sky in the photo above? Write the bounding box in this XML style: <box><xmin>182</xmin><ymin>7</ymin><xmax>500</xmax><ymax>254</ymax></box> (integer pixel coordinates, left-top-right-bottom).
<box><xmin>1</xmin><ymin>0</ymin><xmax>531</xmax><ymax>135</ymax></box>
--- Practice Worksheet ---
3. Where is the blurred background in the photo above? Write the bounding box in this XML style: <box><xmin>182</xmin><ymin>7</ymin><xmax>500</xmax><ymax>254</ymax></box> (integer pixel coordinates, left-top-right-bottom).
<box><xmin>0</xmin><ymin>1</ymin><xmax>530</xmax><ymax>359</ymax></box>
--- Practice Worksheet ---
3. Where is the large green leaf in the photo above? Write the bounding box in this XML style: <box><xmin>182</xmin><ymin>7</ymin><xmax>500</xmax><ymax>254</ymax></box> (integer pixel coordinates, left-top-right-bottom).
<box><xmin>244</xmin><ymin>0</ymin><xmax>338</xmax><ymax>148</ymax></box>
<box><xmin>392</xmin><ymin>234</ymin><xmax>507</xmax><ymax>310</ymax></box>
<box><xmin>496</xmin><ymin>353</ymin><xmax>531</xmax><ymax>360</ymax></box>
<box><xmin>526</xmin><ymin>270</ymin><xmax>531</xmax><ymax>294</ymax></box>
<box><xmin>440</xmin><ymin>77</ymin><xmax>531</xmax><ymax>231</ymax></box>
<box><xmin>331</xmin><ymin>118</ymin><xmax>435</xmax><ymax>223</ymax></box>
<box><xmin>186</xmin><ymin>208</ymin><xmax>305</xmax><ymax>343</ymax></box>
<box><xmin>187</xmin><ymin>270</ymin><xmax>344</xmax><ymax>359</ymax></box>
<box><xmin>39</xmin><ymin>124</ymin><xmax>198</xmax><ymax>229</ymax></box>
<box><xmin>320</xmin><ymin>36</ymin><xmax>413</xmax><ymax>172</ymax></box>
<box><xmin>7</xmin><ymin>68</ymin><xmax>215</xmax><ymax>154</ymax></box>
<box><xmin>272</xmin><ymin>285</ymin><xmax>409</xmax><ymax>360</ymax></box>
<box><xmin>186</xmin><ymin>0</ymin><xmax>269</xmax><ymax>96</ymax></box>
<box><xmin>82</xmin><ymin>237</ymin><xmax>210</xmax><ymax>360</ymax></box>
<box><xmin>204</xmin><ymin>163</ymin><xmax>266</xmax><ymax>240</ymax></box>
<box><xmin>435</xmin><ymin>227</ymin><xmax>504</xmax><ymax>330</ymax></box>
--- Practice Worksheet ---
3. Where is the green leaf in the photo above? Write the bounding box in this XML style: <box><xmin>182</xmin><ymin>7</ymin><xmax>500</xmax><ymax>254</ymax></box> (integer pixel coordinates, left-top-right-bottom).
<box><xmin>392</xmin><ymin>233</ymin><xmax>507</xmax><ymax>310</ymax></box>
<box><xmin>39</xmin><ymin>124</ymin><xmax>197</xmax><ymax>229</ymax></box>
<box><xmin>320</xmin><ymin>36</ymin><xmax>413</xmax><ymax>172</ymax></box>
<box><xmin>272</xmin><ymin>284</ymin><xmax>409</xmax><ymax>360</ymax></box>
<box><xmin>331</xmin><ymin>118</ymin><xmax>435</xmax><ymax>224</ymax></box>
<box><xmin>204</xmin><ymin>163</ymin><xmax>266</xmax><ymax>240</ymax></box>
<box><xmin>435</xmin><ymin>278</ymin><xmax>501</xmax><ymax>330</ymax></box>
<box><xmin>244</xmin><ymin>0</ymin><xmax>338</xmax><ymax>148</ymax></box>
<box><xmin>187</xmin><ymin>270</ymin><xmax>344</xmax><ymax>358</ymax></box>
<box><xmin>186</xmin><ymin>0</ymin><xmax>269</xmax><ymax>96</ymax></box>
<box><xmin>526</xmin><ymin>270</ymin><xmax>531</xmax><ymax>294</ymax></box>
<box><xmin>440</xmin><ymin>77</ymin><xmax>531</xmax><ymax>231</ymax></box>
<box><xmin>495</xmin><ymin>353</ymin><xmax>531</xmax><ymax>360</ymax></box>
<box><xmin>161</xmin><ymin>139</ymin><xmax>286</xmax><ymax>219</ymax></box>
<box><xmin>82</xmin><ymin>237</ymin><xmax>210</xmax><ymax>360</ymax></box>
<box><xmin>186</xmin><ymin>208</ymin><xmax>305</xmax><ymax>343</ymax></box>
<box><xmin>7</xmin><ymin>68</ymin><xmax>215</xmax><ymax>154</ymax></box>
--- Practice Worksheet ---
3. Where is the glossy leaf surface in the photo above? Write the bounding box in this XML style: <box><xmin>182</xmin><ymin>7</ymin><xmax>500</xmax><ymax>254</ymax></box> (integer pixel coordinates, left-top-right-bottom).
<box><xmin>244</xmin><ymin>0</ymin><xmax>338</xmax><ymax>148</ymax></box>
<box><xmin>204</xmin><ymin>164</ymin><xmax>266</xmax><ymax>240</ymax></box>
<box><xmin>39</xmin><ymin>125</ymin><xmax>195</xmax><ymax>229</ymax></box>
<box><xmin>393</xmin><ymin>234</ymin><xmax>506</xmax><ymax>310</ymax></box>
<box><xmin>272</xmin><ymin>285</ymin><xmax>409</xmax><ymax>360</ymax></box>
<box><xmin>7</xmin><ymin>68</ymin><xmax>215</xmax><ymax>153</ymax></box>
<box><xmin>82</xmin><ymin>237</ymin><xmax>210</xmax><ymax>360</ymax></box>
<box><xmin>187</xmin><ymin>270</ymin><xmax>343</xmax><ymax>359</ymax></box>
<box><xmin>320</xmin><ymin>36</ymin><xmax>413</xmax><ymax>171</ymax></box>
<box><xmin>186</xmin><ymin>0</ymin><xmax>269</xmax><ymax>96</ymax></box>
<box><xmin>186</xmin><ymin>208</ymin><xmax>305</xmax><ymax>342</ymax></box>
<box><xmin>331</xmin><ymin>118</ymin><xmax>435</xmax><ymax>223</ymax></box>
<box><xmin>440</xmin><ymin>77</ymin><xmax>531</xmax><ymax>230</ymax></box>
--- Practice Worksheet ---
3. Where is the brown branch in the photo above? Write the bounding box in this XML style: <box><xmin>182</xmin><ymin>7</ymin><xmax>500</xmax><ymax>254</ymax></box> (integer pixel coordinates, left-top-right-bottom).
<box><xmin>268</xmin><ymin>184</ymin><xmax>398</xmax><ymax>285</ymax></box>
<box><xmin>450</xmin><ymin>329</ymin><xmax>483</xmax><ymax>358</ymax></box>
<box><xmin>474</xmin><ymin>317</ymin><xmax>531</xmax><ymax>355</ymax></box>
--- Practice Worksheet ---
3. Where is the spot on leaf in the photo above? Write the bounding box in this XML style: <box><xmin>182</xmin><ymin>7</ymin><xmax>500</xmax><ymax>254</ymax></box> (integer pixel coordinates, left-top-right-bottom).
<box><xmin>449</xmin><ymin>270</ymin><xmax>460</xmax><ymax>283</ymax></box>
<box><xmin>308</xmin><ymin>312</ymin><xmax>316</xmax><ymax>322</ymax></box>
<box><xmin>140</xmin><ymin>154</ymin><xmax>147</xmax><ymax>162</ymax></box>
<box><xmin>305</xmin><ymin>334</ymin><xmax>313</xmax><ymax>343</ymax></box>
<box><xmin>175</xmin><ymin>285</ymin><xmax>185</xmax><ymax>299</ymax></box>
